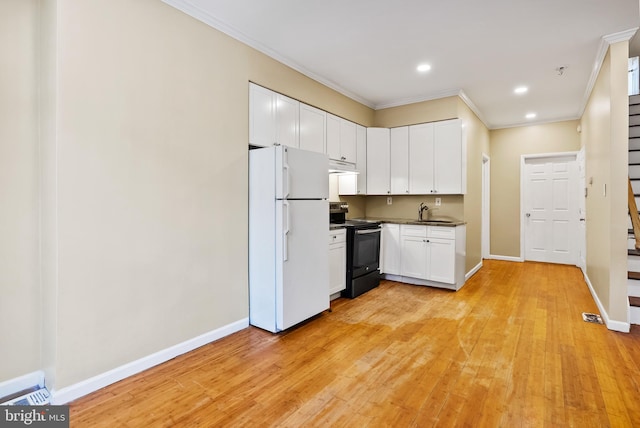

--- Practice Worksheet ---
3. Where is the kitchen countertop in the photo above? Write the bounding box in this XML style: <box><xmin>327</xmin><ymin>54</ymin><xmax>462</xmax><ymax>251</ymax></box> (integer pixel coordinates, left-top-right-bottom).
<box><xmin>329</xmin><ymin>224</ymin><xmax>347</xmax><ymax>230</ymax></box>
<box><xmin>352</xmin><ymin>217</ymin><xmax>466</xmax><ymax>227</ymax></box>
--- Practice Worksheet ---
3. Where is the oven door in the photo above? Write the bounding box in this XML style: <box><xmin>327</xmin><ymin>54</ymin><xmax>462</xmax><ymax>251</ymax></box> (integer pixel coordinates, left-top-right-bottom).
<box><xmin>352</xmin><ymin>227</ymin><xmax>381</xmax><ymax>278</ymax></box>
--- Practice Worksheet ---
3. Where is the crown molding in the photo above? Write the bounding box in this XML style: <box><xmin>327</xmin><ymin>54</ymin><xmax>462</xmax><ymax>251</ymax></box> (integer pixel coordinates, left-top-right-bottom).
<box><xmin>492</xmin><ymin>114</ymin><xmax>581</xmax><ymax>130</ymax></box>
<box><xmin>578</xmin><ymin>27</ymin><xmax>639</xmax><ymax>118</ymax></box>
<box><xmin>458</xmin><ymin>90</ymin><xmax>491</xmax><ymax>129</ymax></box>
<box><xmin>161</xmin><ymin>0</ymin><xmax>375</xmax><ymax>109</ymax></box>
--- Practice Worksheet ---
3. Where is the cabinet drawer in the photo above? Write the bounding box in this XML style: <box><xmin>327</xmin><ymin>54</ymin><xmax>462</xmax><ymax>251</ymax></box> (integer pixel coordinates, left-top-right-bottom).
<box><xmin>427</xmin><ymin>226</ymin><xmax>455</xmax><ymax>239</ymax></box>
<box><xmin>400</xmin><ymin>224</ymin><xmax>427</xmax><ymax>238</ymax></box>
<box><xmin>329</xmin><ymin>229</ymin><xmax>346</xmax><ymax>244</ymax></box>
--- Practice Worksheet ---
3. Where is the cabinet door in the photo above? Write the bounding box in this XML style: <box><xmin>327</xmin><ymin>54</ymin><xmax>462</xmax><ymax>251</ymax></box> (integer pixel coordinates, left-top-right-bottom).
<box><xmin>340</xmin><ymin>119</ymin><xmax>357</xmax><ymax>163</ymax></box>
<box><xmin>366</xmin><ymin>128</ymin><xmax>390</xmax><ymax>195</ymax></box>
<box><xmin>434</xmin><ymin>119</ymin><xmax>462</xmax><ymax>194</ymax></box>
<box><xmin>249</xmin><ymin>84</ymin><xmax>276</xmax><ymax>147</ymax></box>
<box><xmin>390</xmin><ymin>126</ymin><xmax>409</xmax><ymax>194</ymax></box>
<box><xmin>427</xmin><ymin>238</ymin><xmax>456</xmax><ymax>284</ymax></box>
<box><xmin>381</xmin><ymin>223</ymin><xmax>400</xmax><ymax>275</ymax></box>
<box><xmin>299</xmin><ymin>104</ymin><xmax>326</xmax><ymax>154</ymax></box>
<box><xmin>276</xmin><ymin>94</ymin><xmax>299</xmax><ymax>149</ymax></box>
<box><xmin>356</xmin><ymin>125</ymin><xmax>367</xmax><ymax>195</ymax></box>
<box><xmin>409</xmin><ymin>123</ymin><xmax>435</xmax><ymax>194</ymax></box>
<box><xmin>338</xmin><ymin>124</ymin><xmax>366</xmax><ymax>196</ymax></box>
<box><xmin>401</xmin><ymin>236</ymin><xmax>428</xmax><ymax>279</ymax></box>
<box><xmin>329</xmin><ymin>242</ymin><xmax>346</xmax><ymax>294</ymax></box>
<box><xmin>326</xmin><ymin>113</ymin><xmax>341</xmax><ymax>160</ymax></box>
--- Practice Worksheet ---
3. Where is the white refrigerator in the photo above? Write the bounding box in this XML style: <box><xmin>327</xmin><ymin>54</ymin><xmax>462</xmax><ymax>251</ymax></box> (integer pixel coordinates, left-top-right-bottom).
<box><xmin>249</xmin><ymin>146</ymin><xmax>329</xmax><ymax>333</ymax></box>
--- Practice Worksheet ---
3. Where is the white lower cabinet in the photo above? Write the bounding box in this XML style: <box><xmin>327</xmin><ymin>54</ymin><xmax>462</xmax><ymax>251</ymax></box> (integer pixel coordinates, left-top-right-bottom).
<box><xmin>381</xmin><ymin>223</ymin><xmax>400</xmax><ymax>275</ymax></box>
<box><xmin>384</xmin><ymin>223</ymin><xmax>465</xmax><ymax>290</ymax></box>
<box><xmin>329</xmin><ymin>229</ymin><xmax>346</xmax><ymax>296</ymax></box>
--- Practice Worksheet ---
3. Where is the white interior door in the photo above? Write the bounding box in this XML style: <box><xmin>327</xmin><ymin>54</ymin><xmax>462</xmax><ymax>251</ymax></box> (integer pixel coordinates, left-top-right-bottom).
<box><xmin>523</xmin><ymin>155</ymin><xmax>578</xmax><ymax>265</ymax></box>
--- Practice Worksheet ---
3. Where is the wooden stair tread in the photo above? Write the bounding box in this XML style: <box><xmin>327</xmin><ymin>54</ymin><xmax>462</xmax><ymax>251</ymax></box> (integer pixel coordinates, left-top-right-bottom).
<box><xmin>628</xmin><ymin>271</ymin><xmax>640</xmax><ymax>280</ymax></box>
<box><xmin>628</xmin><ymin>248</ymin><xmax>640</xmax><ymax>256</ymax></box>
<box><xmin>630</xmin><ymin>296</ymin><xmax>640</xmax><ymax>307</ymax></box>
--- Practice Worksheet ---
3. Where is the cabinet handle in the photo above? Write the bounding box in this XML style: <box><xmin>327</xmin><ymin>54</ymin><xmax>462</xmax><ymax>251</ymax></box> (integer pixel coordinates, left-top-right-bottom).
<box><xmin>341</xmin><ymin>156</ymin><xmax>346</xmax><ymax>161</ymax></box>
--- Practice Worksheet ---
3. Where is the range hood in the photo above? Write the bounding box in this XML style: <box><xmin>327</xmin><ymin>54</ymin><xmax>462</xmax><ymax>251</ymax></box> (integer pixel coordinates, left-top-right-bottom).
<box><xmin>328</xmin><ymin>159</ymin><xmax>359</xmax><ymax>175</ymax></box>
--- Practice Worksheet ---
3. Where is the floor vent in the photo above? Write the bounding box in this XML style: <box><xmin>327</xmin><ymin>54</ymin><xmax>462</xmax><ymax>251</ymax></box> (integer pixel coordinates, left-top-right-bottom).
<box><xmin>582</xmin><ymin>312</ymin><xmax>604</xmax><ymax>324</ymax></box>
<box><xmin>1</xmin><ymin>387</ymin><xmax>50</xmax><ymax>406</ymax></box>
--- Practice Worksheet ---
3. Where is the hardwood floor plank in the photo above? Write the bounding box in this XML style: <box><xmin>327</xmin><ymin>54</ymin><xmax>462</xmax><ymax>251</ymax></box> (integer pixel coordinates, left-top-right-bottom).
<box><xmin>69</xmin><ymin>260</ymin><xmax>640</xmax><ymax>427</ymax></box>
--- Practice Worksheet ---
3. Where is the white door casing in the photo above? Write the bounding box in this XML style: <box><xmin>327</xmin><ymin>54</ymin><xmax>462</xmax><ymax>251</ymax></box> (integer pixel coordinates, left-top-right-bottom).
<box><xmin>577</xmin><ymin>148</ymin><xmax>586</xmax><ymax>271</ymax></box>
<box><xmin>482</xmin><ymin>154</ymin><xmax>490</xmax><ymax>259</ymax></box>
<box><xmin>522</xmin><ymin>153</ymin><xmax>579</xmax><ymax>265</ymax></box>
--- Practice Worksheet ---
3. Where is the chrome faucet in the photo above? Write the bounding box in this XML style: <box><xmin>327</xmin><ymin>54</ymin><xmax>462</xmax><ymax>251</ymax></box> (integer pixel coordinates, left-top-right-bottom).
<box><xmin>418</xmin><ymin>202</ymin><xmax>429</xmax><ymax>221</ymax></box>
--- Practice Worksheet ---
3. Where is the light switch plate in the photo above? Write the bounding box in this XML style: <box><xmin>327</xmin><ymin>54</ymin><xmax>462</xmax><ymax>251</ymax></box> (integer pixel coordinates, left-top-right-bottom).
<box><xmin>435</xmin><ymin>197</ymin><xmax>441</xmax><ymax>206</ymax></box>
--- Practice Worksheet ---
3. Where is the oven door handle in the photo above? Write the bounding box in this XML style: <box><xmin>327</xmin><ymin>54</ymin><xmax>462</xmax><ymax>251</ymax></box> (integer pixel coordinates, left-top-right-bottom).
<box><xmin>356</xmin><ymin>228</ymin><xmax>381</xmax><ymax>235</ymax></box>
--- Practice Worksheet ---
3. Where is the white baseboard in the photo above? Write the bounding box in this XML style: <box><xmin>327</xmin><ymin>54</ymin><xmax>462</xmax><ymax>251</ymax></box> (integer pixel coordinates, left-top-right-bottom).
<box><xmin>50</xmin><ymin>318</ymin><xmax>249</xmax><ymax>404</ymax></box>
<box><xmin>488</xmin><ymin>254</ymin><xmax>524</xmax><ymax>262</ymax></box>
<box><xmin>582</xmin><ymin>272</ymin><xmax>630</xmax><ymax>333</ymax></box>
<box><xmin>465</xmin><ymin>261</ymin><xmax>483</xmax><ymax>281</ymax></box>
<box><xmin>0</xmin><ymin>371</ymin><xmax>45</xmax><ymax>400</ymax></box>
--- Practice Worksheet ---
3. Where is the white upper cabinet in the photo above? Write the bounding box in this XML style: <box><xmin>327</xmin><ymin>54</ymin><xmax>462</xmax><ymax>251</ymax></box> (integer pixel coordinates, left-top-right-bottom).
<box><xmin>327</xmin><ymin>113</ymin><xmax>357</xmax><ymax>164</ymax></box>
<box><xmin>390</xmin><ymin>126</ymin><xmax>409</xmax><ymax>195</ymax></box>
<box><xmin>409</xmin><ymin>123</ymin><xmax>435</xmax><ymax>194</ymax></box>
<box><xmin>249</xmin><ymin>83</ymin><xmax>277</xmax><ymax>147</ymax></box>
<box><xmin>408</xmin><ymin>119</ymin><xmax>465</xmax><ymax>194</ymax></box>
<box><xmin>249</xmin><ymin>83</ymin><xmax>299</xmax><ymax>148</ymax></box>
<box><xmin>326</xmin><ymin>113</ymin><xmax>341</xmax><ymax>160</ymax></box>
<box><xmin>299</xmin><ymin>103</ymin><xmax>326</xmax><ymax>154</ymax></box>
<box><xmin>433</xmin><ymin>119</ymin><xmax>464</xmax><ymax>194</ymax></box>
<box><xmin>276</xmin><ymin>94</ymin><xmax>300</xmax><ymax>149</ymax></box>
<box><xmin>338</xmin><ymin>125</ymin><xmax>367</xmax><ymax>195</ymax></box>
<box><xmin>366</xmin><ymin>128</ymin><xmax>391</xmax><ymax>195</ymax></box>
<box><xmin>339</xmin><ymin>119</ymin><xmax>357</xmax><ymax>164</ymax></box>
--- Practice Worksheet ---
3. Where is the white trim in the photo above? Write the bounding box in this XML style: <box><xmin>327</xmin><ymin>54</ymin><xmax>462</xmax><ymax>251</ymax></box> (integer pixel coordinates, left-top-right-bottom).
<box><xmin>582</xmin><ymin>271</ymin><xmax>630</xmax><ymax>332</ymax></box>
<box><xmin>488</xmin><ymin>254</ymin><xmax>524</xmax><ymax>262</ymax></box>
<box><xmin>465</xmin><ymin>261</ymin><xmax>483</xmax><ymax>281</ymax></box>
<box><xmin>161</xmin><ymin>0</ymin><xmax>374</xmax><ymax>109</ymax></box>
<box><xmin>50</xmin><ymin>318</ymin><xmax>249</xmax><ymax>404</ymax></box>
<box><xmin>481</xmin><ymin>154</ymin><xmax>490</xmax><ymax>259</ymax></box>
<box><xmin>458</xmin><ymin>91</ymin><xmax>489</xmax><ymax>128</ymax></box>
<box><xmin>578</xmin><ymin>28</ymin><xmax>639</xmax><ymax>119</ymax></box>
<box><xmin>0</xmin><ymin>371</ymin><xmax>45</xmax><ymax>400</ymax></box>
<box><xmin>493</xmin><ymin>115</ymin><xmax>581</xmax><ymax>130</ymax></box>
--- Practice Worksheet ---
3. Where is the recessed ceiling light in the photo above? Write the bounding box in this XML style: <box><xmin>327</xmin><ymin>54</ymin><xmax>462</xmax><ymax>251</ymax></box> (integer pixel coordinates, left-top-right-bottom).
<box><xmin>416</xmin><ymin>64</ymin><xmax>431</xmax><ymax>73</ymax></box>
<box><xmin>525</xmin><ymin>113</ymin><xmax>537</xmax><ymax>119</ymax></box>
<box><xmin>514</xmin><ymin>86</ymin><xmax>528</xmax><ymax>94</ymax></box>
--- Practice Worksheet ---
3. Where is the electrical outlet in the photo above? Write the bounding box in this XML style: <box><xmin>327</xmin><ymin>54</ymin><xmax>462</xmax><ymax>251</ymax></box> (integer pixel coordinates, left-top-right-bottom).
<box><xmin>387</xmin><ymin>196</ymin><xmax>392</xmax><ymax>205</ymax></box>
<box><xmin>435</xmin><ymin>197</ymin><xmax>441</xmax><ymax>206</ymax></box>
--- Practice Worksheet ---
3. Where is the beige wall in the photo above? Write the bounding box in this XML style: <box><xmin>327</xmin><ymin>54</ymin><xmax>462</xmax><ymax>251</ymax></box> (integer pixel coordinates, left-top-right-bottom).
<box><xmin>2</xmin><ymin>0</ymin><xmax>377</xmax><ymax>390</ymax></box>
<box><xmin>458</xmin><ymin>100</ymin><xmax>490</xmax><ymax>272</ymax></box>
<box><xmin>582</xmin><ymin>42</ymin><xmax>629</xmax><ymax>324</ymax></box>
<box><xmin>374</xmin><ymin>97</ymin><xmax>458</xmax><ymax>127</ymax></box>
<box><xmin>0</xmin><ymin>0</ymin><xmax>41</xmax><ymax>381</ymax></box>
<box><xmin>489</xmin><ymin>121</ymin><xmax>581</xmax><ymax>257</ymax></box>
<box><xmin>365</xmin><ymin>195</ymin><xmax>464</xmax><ymax>220</ymax></box>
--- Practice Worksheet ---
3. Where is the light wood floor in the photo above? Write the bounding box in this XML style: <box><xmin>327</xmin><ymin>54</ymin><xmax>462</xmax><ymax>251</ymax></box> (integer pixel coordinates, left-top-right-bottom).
<box><xmin>70</xmin><ymin>260</ymin><xmax>640</xmax><ymax>427</ymax></box>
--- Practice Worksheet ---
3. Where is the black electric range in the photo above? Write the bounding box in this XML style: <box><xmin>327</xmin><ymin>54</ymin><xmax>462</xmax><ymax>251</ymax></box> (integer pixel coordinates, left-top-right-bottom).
<box><xmin>329</xmin><ymin>203</ymin><xmax>381</xmax><ymax>298</ymax></box>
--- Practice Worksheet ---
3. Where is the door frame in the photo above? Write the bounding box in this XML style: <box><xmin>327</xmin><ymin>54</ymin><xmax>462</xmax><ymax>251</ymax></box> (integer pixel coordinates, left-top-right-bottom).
<box><xmin>520</xmin><ymin>151</ymin><xmax>580</xmax><ymax>263</ymax></box>
<box><xmin>482</xmin><ymin>154</ymin><xmax>491</xmax><ymax>259</ymax></box>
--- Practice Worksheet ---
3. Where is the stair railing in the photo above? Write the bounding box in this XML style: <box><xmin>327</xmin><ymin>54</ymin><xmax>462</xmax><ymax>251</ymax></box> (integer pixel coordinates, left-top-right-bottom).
<box><xmin>628</xmin><ymin>177</ymin><xmax>640</xmax><ymax>249</ymax></box>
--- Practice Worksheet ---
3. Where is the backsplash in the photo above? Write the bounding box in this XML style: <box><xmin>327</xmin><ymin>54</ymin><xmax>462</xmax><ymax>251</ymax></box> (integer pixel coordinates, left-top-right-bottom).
<box><xmin>341</xmin><ymin>194</ymin><xmax>463</xmax><ymax>221</ymax></box>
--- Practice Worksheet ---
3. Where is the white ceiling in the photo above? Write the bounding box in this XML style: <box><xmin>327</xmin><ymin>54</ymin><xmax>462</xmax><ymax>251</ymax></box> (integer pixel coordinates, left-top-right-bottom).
<box><xmin>164</xmin><ymin>0</ymin><xmax>640</xmax><ymax>129</ymax></box>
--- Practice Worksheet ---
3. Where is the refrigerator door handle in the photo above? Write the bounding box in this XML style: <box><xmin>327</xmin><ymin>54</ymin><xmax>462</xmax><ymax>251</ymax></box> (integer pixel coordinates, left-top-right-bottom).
<box><xmin>283</xmin><ymin>149</ymin><xmax>290</xmax><ymax>199</ymax></box>
<box><xmin>283</xmin><ymin>201</ymin><xmax>290</xmax><ymax>261</ymax></box>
